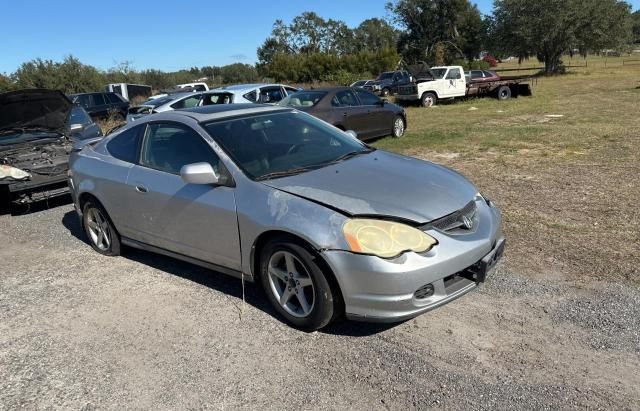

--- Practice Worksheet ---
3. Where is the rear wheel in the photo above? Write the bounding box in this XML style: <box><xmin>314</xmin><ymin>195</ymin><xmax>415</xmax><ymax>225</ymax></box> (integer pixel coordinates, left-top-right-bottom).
<box><xmin>260</xmin><ymin>241</ymin><xmax>340</xmax><ymax>330</ymax></box>
<box><xmin>392</xmin><ymin>115</ymin><xmax>405</xmax><ymax>138</ymax></box>
<box><xmin>82</xmin><ymin>200</ymin><xmax>121</xmax><ymax>256</ymax></box>
<box><xmin>421</xmin><ymin>92</ymin><xmax>437</xmax><ymax>107</ymax></box>
<box><xmin>497</xmin><ymin>85</ymin><xmax>512</xmax><ymax>100</ymax></box>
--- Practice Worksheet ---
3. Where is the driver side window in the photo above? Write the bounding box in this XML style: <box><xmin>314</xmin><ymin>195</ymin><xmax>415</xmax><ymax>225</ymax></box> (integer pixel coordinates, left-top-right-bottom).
<box><xmin>446</xmin><ymin>68</ymin><xmax>462</xmax><ymax>80</ymax></box>
<box><xmin>140</xmin><ymin>123</ymin><xmax>219</xmax><ymax>175</ymax></box>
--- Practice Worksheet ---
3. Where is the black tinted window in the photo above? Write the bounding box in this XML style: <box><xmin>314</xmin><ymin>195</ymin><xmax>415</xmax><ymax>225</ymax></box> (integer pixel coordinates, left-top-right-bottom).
<box><xmin>140</xmin><ymin>123</ymin><xmax>219</xmax><ymax>175</ymax></box>
<box><xmin>107</xmin><ymin>126</ymin><xmax>143</xmax><ymax>163</ymax></box>
<box><xmin>331</xmin><ymin>90</ymin><xmax>358</xmax><ymax>107</ymax></box>
<box><xmin>470</xmin><ymin>70</ymin><xmax>483</xmax><ymax>79</ymax></box>
<box><xmin>74</xmin><ymin>95</ymin><xmax>91</xmax><ymax>108</ymax></box>
<box><xmin>354</xmin><ymin>89</ymin><xmax>380</xmax><ymax>106</ymax></box>
<box><xmin>92</xmin><ymin>94</ymin><xmax>106</xmax><ymax>106</ymax></box>
<box><xmin>106</xmin><ymin>93</ymin><xmax>122</xmax><ymax>103</ymax></box>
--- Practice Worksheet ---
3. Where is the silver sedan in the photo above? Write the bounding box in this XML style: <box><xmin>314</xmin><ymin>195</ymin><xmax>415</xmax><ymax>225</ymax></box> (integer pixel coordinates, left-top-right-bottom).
<box><xmin>68</xmin><ymin>104</ymin><xmax>504</xmax><ymax>330</ymax></box>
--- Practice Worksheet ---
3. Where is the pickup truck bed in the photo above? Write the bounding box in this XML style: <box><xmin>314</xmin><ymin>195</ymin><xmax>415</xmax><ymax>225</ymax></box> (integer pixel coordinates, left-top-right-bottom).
<box><xmin>466</xmin><ymin>77</ymin><xmax>533</xmax><ymax>99</ymax></box>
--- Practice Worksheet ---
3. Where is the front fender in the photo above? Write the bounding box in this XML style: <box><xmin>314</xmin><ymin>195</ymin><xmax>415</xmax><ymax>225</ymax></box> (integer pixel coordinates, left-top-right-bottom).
<box><xmin>235</xmin><ymin>181</ymin><xmax>350</xmax><ymax>277</ymax></box>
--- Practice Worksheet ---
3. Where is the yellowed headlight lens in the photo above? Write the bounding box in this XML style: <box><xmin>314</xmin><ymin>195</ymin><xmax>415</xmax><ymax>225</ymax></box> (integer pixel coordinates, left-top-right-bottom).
<box><xmin>343</xmin><ymin>219</ymin><xmax>437</xmax><ymax>258</ymax></box>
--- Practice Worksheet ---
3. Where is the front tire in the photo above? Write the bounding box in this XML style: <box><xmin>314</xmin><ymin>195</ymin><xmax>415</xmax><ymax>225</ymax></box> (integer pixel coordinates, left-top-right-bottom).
<box><xmin>381</xmin><ymin>87</ymin><xmax>390</xmax><ymax>97</ymax></box>
<box><xmin>82</xmin><ymin>200</ymin><xmax>121</xmax><ymax>256</ymax></box>
<box><xmin>421</xmin><ymin>92</ymin><xmax>437</xmax><ymax>107</ymax></box>
<box><xmin>259</xmin><ymin>241</ymin><xmax>340</xmax><ymax>330</ymax></box>
<box><xmin>392</xmin><ymin>115</ymin><xmax>405</xmax><ymax>138</ymax></box>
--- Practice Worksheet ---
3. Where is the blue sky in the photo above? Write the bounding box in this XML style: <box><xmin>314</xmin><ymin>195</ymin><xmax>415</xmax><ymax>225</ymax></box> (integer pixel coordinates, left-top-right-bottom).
<box><xmin>1</xmin><ymin>0</ymin><xmax>638</xmax><ymax>74</ymax></box>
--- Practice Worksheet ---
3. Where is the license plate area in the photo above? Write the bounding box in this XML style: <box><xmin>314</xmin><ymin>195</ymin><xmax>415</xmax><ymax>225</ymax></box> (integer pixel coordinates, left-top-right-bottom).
<box><xmin>462</xmin><ymin>238</ymin><xmax>505</xmax><ymax>283</ymax></box>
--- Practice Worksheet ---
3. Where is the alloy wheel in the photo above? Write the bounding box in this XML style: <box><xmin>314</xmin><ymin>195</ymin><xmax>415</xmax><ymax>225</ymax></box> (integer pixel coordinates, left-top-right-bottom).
<box><xmin>86</xmin><ymin>207</ymin><xmax>112</xmax><ymax>251</ymax></box>
<box><xmin>393</xmin><ymin>117</ymin><xmax>405</xmax><ymax>137</ymax></box>
<box><xmin>267</xmin><ymin>250</ymin><xmax>315</xmax><ymax>318</ymax></box>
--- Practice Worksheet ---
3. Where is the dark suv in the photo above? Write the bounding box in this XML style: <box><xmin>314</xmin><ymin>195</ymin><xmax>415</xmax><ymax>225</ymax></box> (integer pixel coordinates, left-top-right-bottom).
<box><xmin>69</xmin><ymin>92</ymin><xmax>129</xmax><ymax>120</ymax></box>
<box><xmin>364</xmin><ymin>70</ymin><xmax>412</xmax><ymax>97</ymax></box>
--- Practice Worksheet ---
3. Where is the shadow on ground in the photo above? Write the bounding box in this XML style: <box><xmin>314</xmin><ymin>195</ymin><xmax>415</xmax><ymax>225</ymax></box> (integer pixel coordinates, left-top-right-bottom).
<box><xmin>61</xmin><ymin>210</ymin><xmax>398</xmax><ymax>337</ymax></box>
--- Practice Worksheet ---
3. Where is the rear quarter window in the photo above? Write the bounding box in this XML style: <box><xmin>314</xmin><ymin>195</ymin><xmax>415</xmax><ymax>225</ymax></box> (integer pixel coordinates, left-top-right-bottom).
<box><xmin>106</xmin><ymin>126</ymin><xmax>143</xmax><ymax>163</ymax></box>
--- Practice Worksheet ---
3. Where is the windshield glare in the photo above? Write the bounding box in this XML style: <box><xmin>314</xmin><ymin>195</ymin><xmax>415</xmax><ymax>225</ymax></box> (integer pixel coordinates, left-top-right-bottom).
<box><xmin>277</xmin><ymin>91</ymin><xmax>327</xmax><ymax>108</ymax></box>
<box><xmin>203</xmin><ymin>111</ymin><xmax>369</xmax><ymax>180</ymax></box>
<box><xmin>431</xmin><ymin>68</ymin><xmax>447</xmax><ymax>79</ymax></box>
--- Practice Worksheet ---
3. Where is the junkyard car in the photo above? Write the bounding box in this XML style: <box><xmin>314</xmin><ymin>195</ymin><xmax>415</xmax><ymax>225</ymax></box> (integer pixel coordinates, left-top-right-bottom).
<box><xmin>68</xmin><ymin>104</ymin><xmax>504</xmax><ymax>330</ymax></box>
<box><xmin>278</xmin><ymin>87</ymin><xmax>406</xmax><ymax>140</ymax></box>
<box><xmin>70</xmin><ymin>92</ymin><xmax>129</xmax><ymax>120</ymax></box>
<box><xmin>68</xmin><ymin>105</ymin><xmax>103</xmax><ymax>141</ymax></box>
<box><xmin>0</xmin><ymin>89</ymin><xmax>74</xmax><ymax>213</ymax></box>
<box><xmin>126</xmin><ymin>92</ymin><xmax>204</xmax><ymax>122</ymax></box>
<box><xmin>208</xmin><ymin>83</ymin><xmax>300</xmax><ymax>104</ymax></box>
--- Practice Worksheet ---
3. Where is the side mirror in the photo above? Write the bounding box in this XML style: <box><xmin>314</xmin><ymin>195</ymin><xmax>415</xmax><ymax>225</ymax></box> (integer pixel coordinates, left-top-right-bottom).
<box><xmin>180</xmin><ymin>162</ymin><xmax>219</xmax><ymax>185</ymax></box>
<box><xmin>345</xmin><ymin>130</ymin><xmax>358</xmax><ymax>139</ymax></box>
<box><xmin>70</xmin><ymin>124</ymin><xmax>84</xmax><ymax>133</ymax></box>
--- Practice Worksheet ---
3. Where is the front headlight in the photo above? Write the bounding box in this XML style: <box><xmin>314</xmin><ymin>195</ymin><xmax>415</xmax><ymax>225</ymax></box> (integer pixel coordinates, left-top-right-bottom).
<box><xmin>342</xmin><ymin>219</ymin><xmax>437</xmax><ymax>259</ymax></box>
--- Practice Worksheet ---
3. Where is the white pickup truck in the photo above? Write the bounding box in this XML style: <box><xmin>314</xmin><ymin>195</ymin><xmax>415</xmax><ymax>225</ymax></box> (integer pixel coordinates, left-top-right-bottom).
<box><xmin>395</xmin><ymin>65</ymin><xmax>532</xmax><ymax>107</ymax></box>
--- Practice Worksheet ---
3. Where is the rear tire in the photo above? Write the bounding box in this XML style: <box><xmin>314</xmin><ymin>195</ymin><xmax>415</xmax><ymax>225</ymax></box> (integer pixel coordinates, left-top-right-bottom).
<box><xmin>497</xmin><ymin>85</ymin><xmax>512</xmax><ymax>100</ymax></box>
<box><xmin>82</xmin><ymin>200</ymin><xmax>121</xmax><ymax>256</ymax></box>
<box><xmin>259</xmin><ymin>240</ymin><xmax>340</xmax><ymax>330</ymax></box>
<box><xmin>421</xmin><ymin>92</ymin><xmax>437</xmax><ymax>107</ymax></box>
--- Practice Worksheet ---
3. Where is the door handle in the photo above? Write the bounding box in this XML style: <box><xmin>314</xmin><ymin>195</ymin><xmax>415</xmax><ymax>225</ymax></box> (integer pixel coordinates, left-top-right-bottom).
<box><xmin>135</xmin><ymin>185</ymin><xmax>148</xmax><ymax>193</ymax></box>
<box><xmin>343</xmin><ymin>112</ymin><xmax>348</xmax><ymax>117</ymax></box>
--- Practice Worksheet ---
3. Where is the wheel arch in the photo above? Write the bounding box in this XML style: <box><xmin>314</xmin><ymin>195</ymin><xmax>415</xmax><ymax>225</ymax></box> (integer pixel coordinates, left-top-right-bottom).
<box><xmin>421</xmin><ymin>90</ymin><xmax>440</xmax><ymax>99</ymax></box>
<box><xmin>250</xmin><ymin>230</ymin><xmax>345</xmax><ymax>306</ymax></box>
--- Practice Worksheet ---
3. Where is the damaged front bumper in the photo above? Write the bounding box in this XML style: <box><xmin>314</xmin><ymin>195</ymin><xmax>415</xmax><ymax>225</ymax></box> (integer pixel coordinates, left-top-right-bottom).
<box><xmin>0</xmin><ymin>174</ymin><xmax>70</xmax><ymax>213</ymax></box>
<box><xmin>321</xmin><ymin>200</ymin><xmax>504</xmax><ymax>322</ymax></box>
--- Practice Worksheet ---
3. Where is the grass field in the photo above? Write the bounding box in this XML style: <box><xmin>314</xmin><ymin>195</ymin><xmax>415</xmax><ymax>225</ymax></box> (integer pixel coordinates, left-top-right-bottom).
<box><xmin>374</xmin><ymin>56</ymin><xmax>640</xmax><ymax>284</ymax></box>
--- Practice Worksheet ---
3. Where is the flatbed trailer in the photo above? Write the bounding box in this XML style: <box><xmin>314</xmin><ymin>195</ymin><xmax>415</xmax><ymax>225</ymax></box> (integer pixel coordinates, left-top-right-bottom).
<box><xmin>466</xmin><ymin>76</ymin><xmax>534</xmax><ymax>100</ymax></box>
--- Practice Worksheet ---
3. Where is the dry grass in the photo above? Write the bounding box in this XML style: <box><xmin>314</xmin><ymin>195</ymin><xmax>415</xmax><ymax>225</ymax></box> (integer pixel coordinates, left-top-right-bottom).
<box><xmin>374</xmin><ymin>56</ymin><xmax>640</xmax><ymax>284</ymax></box>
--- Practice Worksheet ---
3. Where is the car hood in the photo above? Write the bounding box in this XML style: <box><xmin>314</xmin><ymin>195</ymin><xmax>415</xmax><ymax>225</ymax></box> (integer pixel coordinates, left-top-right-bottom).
<box><xmin>0</xmin><ymin>89</ymin><xmax>72</xmax><ymax>133</ymax></box>
<box><xmin>261</xmin><ymin>150</ymin><xmax>478</xmax><ymax>224</ymax></box>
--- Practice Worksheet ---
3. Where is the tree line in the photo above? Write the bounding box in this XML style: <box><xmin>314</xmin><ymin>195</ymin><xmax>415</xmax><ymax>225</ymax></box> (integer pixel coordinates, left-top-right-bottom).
<box><xmin>1</xmin><ymin>0</ymin><xmax>638</xmax><ymax>94</ymax></box>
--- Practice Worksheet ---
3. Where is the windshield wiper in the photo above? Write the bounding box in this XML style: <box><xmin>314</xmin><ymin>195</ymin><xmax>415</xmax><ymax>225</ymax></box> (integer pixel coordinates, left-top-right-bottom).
<box><xmin>330</xmin><ymin>148</ymin><xmax>375</xmax><ymax>163</ymax></box>
<box><xmin>255</xmin><ymin>166</ymin><xmax>319</xmax><ymax>181</ymax></box>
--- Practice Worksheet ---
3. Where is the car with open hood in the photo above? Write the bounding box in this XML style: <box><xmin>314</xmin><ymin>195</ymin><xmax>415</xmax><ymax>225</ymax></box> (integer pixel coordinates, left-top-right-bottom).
<box><xmin>68</xmin><ymin>104</ymin><xmax>504</xmax><ymax>330</ymax></box>
<box><xmin>0</xmin><ymin>89</ymin><xmax>75</xmax><ymax>213</ymax></box>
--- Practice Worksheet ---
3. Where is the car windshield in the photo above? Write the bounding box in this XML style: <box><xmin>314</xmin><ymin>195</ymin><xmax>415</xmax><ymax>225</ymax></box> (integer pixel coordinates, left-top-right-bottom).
<box><xmin>376</xmin><ymin>72</ymin><xmax>394</xmax><ymax>81</ymax></box>
<box><xmin>430</xmin><ymin>68</ymin><xmax>447</xmax><ymax>79</ymax></box>
<box><xmin>69</xmin><ymin>106</ymin><xmax>92</xmax><ymax>125</ymax></box>
<box><xmin>203</xmin><ymin>111</ymin><xmax>372</xmax><ymax>180</ymax></box>
<box><xmin>277</xmin><ymin>91</ymin><xmax>327</xmax><ymax>108</ymax></box>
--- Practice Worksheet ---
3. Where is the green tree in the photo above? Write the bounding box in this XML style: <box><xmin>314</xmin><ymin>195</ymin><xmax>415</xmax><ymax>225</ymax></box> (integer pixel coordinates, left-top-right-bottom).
<box><xmin>631</xmin><ymin>10</ymin><xmax>640</xmax><ymax>44</ymax></box>
<box><xmin>353</xmin><ymin>18</ymin><xmax>399</xmax><ymax>52</ymax></box>
<box><xmin>491</xmin><ymin>0</ymin><xmax>632</xmax><ymax>73</ymax></box>
<box><xmin>387</xmin><ymin>0</ymin><xmax>484</xmax><ymax>63</ymax></box>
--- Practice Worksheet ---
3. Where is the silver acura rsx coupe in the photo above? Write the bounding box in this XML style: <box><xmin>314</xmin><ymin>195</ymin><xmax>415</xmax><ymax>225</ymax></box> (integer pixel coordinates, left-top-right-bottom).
<box><xmin>68</xmin><ymin>104</ymin><xmax>504</xmax><ymax>330</ymax></box>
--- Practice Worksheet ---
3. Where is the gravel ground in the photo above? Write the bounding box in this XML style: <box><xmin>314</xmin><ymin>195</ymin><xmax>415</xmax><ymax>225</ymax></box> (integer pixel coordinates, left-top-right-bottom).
<box><xmin>1</xmin><ymin>204</ymin><xmax>639</xmax><ymax>410</ymax></box>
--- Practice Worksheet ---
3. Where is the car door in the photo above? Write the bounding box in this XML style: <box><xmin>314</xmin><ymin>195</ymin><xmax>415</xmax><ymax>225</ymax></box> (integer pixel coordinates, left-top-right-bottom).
<box><xmin>443</xmin><ymin>68</ymin><xmax>465</xmax><ymax>97</ymax></box>
<box><xmin>125</xmin><ymin>121</ymin><xmax>241</xmax><ymax>270</ymax></box>
<box><xmin>330</xmin><ymin>90</ymin><xmax>368</xmax><ymax>135</ymax></box>
<box><xmin>90</xmin><ymin>93</ymin><xmax>109</xmax><ymax>118</ymax></box>
<box><xmin>353</xmin><ymin>89</ymin><xmax>392</xmax><ymax>139</ymax></box>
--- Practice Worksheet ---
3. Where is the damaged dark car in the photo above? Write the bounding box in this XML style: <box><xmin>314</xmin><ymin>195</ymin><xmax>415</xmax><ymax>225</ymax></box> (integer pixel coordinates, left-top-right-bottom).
<box><xmin>0</xmin><ymin>89</ymin><xmax>74</xmax><ymax>214</ymax></box>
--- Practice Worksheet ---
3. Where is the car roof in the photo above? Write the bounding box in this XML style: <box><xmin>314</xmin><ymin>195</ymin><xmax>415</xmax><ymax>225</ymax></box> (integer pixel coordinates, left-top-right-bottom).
<box><xmin>213</xmin><ymin>83</ymin><xmax>282</xmax><ymax>92</ymax></box>
<box><xmin>152</xmin><ymin>104</ymin><xmax>292</xmax><ymax>122</ymax></box>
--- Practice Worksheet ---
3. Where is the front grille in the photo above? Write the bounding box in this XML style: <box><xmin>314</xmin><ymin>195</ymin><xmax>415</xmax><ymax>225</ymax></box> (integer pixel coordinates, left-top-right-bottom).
<box><xmin>422</xmin><ymin>200</ymin><xmax>478</xmax><ymax>234</ymax></box>
<box><xmin>398</xmin><ymin>85</ymin><xmax>417</xmax><ymax>95</ymax></box>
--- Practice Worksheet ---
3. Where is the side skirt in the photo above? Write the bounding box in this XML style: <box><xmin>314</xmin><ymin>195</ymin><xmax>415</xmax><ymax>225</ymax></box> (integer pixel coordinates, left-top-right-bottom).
<box><xmin>121</xmin><ymin>237</ymin><xmax>253</xmax><ymax>282</ymax></box>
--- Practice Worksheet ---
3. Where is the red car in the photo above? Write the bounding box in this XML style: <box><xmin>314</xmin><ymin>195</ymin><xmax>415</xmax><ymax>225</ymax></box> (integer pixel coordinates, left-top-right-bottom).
<box><xmin>466</xmin><ymin>70</ymin><xmax>501</xmax><ymax>83</ymax></box>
